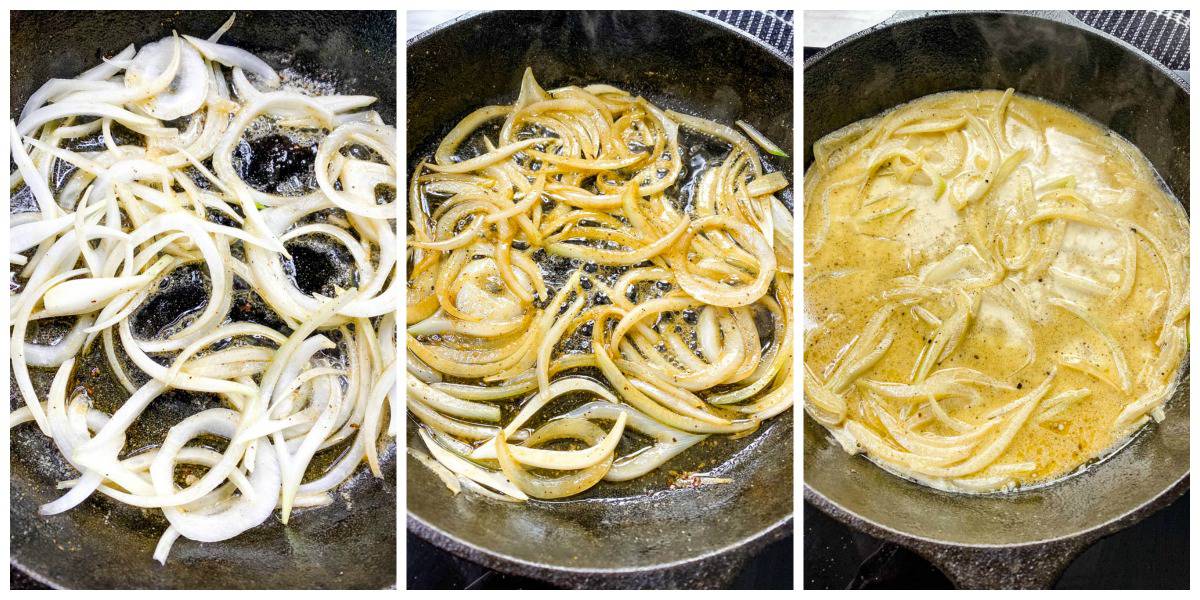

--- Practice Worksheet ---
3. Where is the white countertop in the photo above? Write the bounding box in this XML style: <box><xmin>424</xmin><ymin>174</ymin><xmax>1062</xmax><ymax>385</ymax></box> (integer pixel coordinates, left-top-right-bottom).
<box><xmin>803</xmin><ymin>10</ymin><xmax>893</xmax><ymax>48</ymax></box>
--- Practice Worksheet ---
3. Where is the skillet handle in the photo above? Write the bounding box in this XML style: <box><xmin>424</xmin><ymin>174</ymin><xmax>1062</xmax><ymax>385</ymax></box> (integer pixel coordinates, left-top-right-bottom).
<box><xmin>911</xmin><ymin>538</ymin><xmax>1090</xmax><ymax>589</ymax></box>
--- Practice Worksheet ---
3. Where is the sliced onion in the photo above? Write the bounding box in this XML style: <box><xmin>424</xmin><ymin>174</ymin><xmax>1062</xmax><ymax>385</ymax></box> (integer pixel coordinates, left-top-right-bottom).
<box><xmin>126</xmin><ymin>36</ymin><xmax>209</xmax><ymax>119</ymax></box>
<box><xmin>9</xmin><ymin>17</ymin><xmax>395</xmax><ymax>565</ymax></box>
<box><xmin>184</xmin><ymin>35</ymin><xmax>280</xmax><ymax>88</ymax></box>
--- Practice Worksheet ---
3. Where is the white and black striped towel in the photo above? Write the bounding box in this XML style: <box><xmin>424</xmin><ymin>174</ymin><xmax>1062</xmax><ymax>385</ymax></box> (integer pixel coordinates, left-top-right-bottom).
<box><xmin>1070</xmin><ymin>10</ymin><xmax>1189</xmax><ymax>70</ymax></box>
<box><xmin>701</xmin><ymin>10</ymin><xmax>794</xmax><ymax>59</ymax></box>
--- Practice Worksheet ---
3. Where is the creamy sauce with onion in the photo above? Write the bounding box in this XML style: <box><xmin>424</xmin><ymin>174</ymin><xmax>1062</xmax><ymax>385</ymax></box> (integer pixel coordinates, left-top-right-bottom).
<box><xmin>803</xmin><ymin>90</ymin><xmax>1188</xmax><ymax>492</ymax></box>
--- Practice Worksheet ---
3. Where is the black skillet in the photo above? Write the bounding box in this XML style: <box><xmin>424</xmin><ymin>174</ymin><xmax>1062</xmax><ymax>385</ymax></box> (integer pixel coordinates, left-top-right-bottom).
<box><xmin>804</xmin><ymin>10</ymin><xmax>1189</xmax><ymax>589</ymax></box>
<box><xmin>10</xmin><ymin>11</ymin><xmax>396</xmax><ymax>589</ymax></box>
<box><xmin>407</xmin><ymin>10</ymin><xmax>793</xmax><ymax>589</ymax></box>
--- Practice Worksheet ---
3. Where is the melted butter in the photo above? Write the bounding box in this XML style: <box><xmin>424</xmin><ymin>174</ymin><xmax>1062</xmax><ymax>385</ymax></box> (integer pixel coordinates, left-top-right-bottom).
<box><xmin>804</xmin><ymin>90</ymin><xmax>1189</xmax><ymax>492</ymax></box>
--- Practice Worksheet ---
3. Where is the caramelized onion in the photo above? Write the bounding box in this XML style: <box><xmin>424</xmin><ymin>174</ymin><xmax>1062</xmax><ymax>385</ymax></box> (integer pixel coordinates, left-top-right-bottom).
<box><xmin>408</xmin><ymin>68</ymin><xmax>793</xmax><ymax>501</ymax></box>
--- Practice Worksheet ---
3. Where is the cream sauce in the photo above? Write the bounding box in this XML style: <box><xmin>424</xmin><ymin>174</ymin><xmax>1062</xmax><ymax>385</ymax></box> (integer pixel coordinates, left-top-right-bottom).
<box><xmin>804</xmin><ymin>90</ymin><xmax>1188</xmax><ymax>492</ymax></box>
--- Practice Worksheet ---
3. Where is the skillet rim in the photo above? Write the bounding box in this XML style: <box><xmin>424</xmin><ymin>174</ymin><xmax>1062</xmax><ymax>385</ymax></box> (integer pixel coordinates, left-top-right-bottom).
<box><xmin>803</xmin><ymin>10</ymin><xmax>1189</xmax><ymax>92</ymax></box>
<box><xmin>404</xmin><ymin>9</ymin><xmax>795</xmax><ymax>586</ymax></box>
<box><xmin>8</xmin><ymin>9</ymin><xmax>399</xmax><ymax>590</ymax></box>
<box><xmin>801</xmin><ymin>7</ymin><xmax>1190</xmax><ymax>558</ymax></box>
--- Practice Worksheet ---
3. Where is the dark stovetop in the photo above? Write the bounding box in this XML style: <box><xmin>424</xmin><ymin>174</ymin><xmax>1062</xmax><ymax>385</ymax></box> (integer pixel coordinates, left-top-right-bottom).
<box><xmin>804</xmin><ymin>492</ymin><xmax>1188</xmax><ymax>589</ymax></box>
<box><xmin>407</xmin><ymin>530</ymin><xmax>793</xmax><ymax>589</ymax></box>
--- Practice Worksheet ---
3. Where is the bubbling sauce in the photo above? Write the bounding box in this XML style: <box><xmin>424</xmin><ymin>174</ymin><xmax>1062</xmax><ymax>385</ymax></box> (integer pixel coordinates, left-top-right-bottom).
<box><xmin>803</xmin><ymin>90</ymin><xmax>1188</xmax><ymax>492</ymax></box>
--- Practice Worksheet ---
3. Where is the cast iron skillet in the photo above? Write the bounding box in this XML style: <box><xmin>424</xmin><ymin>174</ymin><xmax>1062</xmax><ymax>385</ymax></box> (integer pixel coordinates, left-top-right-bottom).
<box><xmin>804</xmin><ymin>10</ymin><xmax>1189</xmax><ymax>589</ymax></box>
<box><xmin>10</xmin><ymin>11</ymin><xmax>396</xmax><ymax>589</ymax></box>
<box><xmin>407</xmin><ymin>11</ymin><xmax>793</xmax><ymax>589</ymax></box>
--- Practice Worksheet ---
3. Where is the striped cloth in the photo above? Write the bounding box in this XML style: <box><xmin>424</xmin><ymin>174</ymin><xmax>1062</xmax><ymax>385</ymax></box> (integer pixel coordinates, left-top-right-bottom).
<box><xmin>1070</xmin><ymin>10</ymin><xmax>1190</xmax><ymax>70</ymax></box>
<box><xmin>701</xmin><ymin>10</ymin><xmax>794</xmax><ymax>58</ymax></box>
